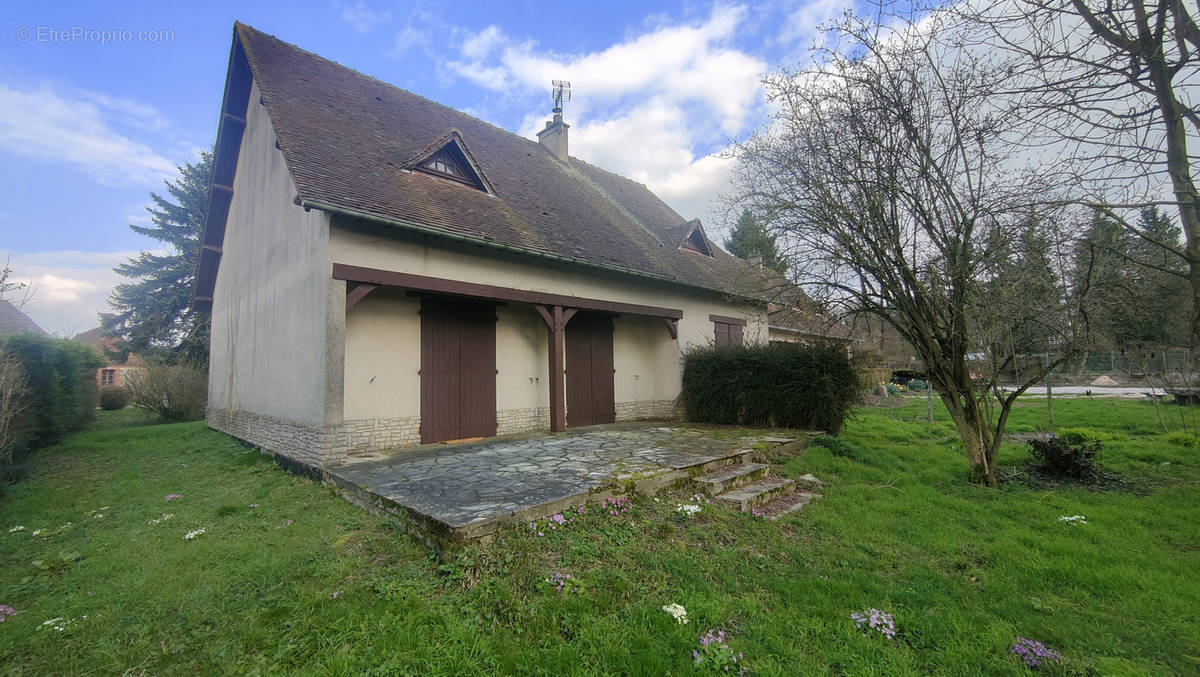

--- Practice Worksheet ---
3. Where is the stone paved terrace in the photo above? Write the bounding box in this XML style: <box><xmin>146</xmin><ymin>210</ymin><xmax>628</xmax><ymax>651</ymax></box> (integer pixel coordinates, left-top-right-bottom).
<box><xmin>325</xmin><ymin>423</ymin><xmax>797</xmax><ymax>547</ymax></box>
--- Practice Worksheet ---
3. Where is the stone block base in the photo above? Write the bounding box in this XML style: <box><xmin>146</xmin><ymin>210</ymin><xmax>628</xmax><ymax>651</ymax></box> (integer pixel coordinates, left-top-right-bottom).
<box><xmin>209</xmin><ymin>399</ymin><xmax>681</xmax><ymax>470</ymax></box>
<box><xmin>206</xmin><ymin>407</ymin><xmax>331</xmax><ymax>469</ymax></box>
<box><xmin>615</xmin><ymin>399</ymin><xmax>678</xmax><ymax>421</ymax></box>
<box><xmin>497</xmin><ymin>406</ymin><xmax>550</xmax><ymax>435</ymax></box>
<box><xmin>335</xmin><ymin>416</ymin><xmax>421</xmax><ymax>459</ymax></box>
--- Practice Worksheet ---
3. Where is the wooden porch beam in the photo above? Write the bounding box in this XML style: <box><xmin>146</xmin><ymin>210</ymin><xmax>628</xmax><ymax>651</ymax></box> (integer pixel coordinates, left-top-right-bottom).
<box><xmin>535</xmin><ymin>304</ymin><xmax>578</xmax><ymax>432</ymax></box>
<box><xmin>333</xmin><ymin>263</ymin><xmax>682</xmax><ymax>319</ymax></box>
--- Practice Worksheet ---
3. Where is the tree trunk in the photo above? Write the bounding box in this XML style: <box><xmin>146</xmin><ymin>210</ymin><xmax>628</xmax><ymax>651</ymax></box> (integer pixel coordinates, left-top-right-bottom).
<box><xmin>942</xmin><ymin>393</ymin><xmax>998</xmax><ymax>486</ymax></box>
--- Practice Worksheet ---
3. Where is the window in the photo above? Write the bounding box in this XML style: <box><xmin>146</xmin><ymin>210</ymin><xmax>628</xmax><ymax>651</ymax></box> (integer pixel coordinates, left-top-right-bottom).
<box><xmin>421</xmin><ymin>151</ymin><xmax>465</xmax><ymax>178</ymax></box>
<box><xmin>100</xmin><ymin>369</ymin><xmax>116</xmax><ymax>386</ymax></box>
<box><xmin>680</xmin><ymin>228</ymin><xmax>713</xmax><ymax>256</ymax></box>
<box><xmin>710</xmin><ymin>314</ymin><xmax>746</xmax><ymax>347</ymax></box>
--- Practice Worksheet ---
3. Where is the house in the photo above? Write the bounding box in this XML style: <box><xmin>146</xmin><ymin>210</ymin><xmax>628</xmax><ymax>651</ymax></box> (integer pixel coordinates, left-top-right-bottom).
<box><xmin>0</xmin><ymin>300</ymin><xmax>47</xmax><ymax>338</ymax></box>
<box><xmin>193</xmin><ymin>24</ymin><xmax>768</xmax><ymax>471</ymax></box>
<box><xmin>72</xmin><ymin>326</ymin><xmax>147</xmax><ymax>388</ymax></box>
<box><xmin>766</xmin><ymin>305</ymin><xmax>854</xmax><ymax>347</ymax></box>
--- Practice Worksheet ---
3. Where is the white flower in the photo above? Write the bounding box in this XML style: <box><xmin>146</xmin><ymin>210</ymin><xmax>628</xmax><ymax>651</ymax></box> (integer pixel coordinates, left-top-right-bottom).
<box><xmin>662</xmin><ymin>603</ymin><xmax>689</xmax><ymax>624</ymax></box>
<box><xmin>8</xmin><ymin>526</ymin><xmax>24</xmax><ymax>533</ymax></box>
<box><xmin>148</xmin><ymin>513</ymin><xmax>174</xmax><ymax>525</ymax></box>
<box><xmin>183</xmin><ymin>528</ymin><xmax>206</xmax><ymax>540</ymax></box>
<box><xmin>676</xmin><ymin>504</ymin><xmax>702</xmax><ymax>516</ymax></box>
<box><xmin>1058</xmin><ymin>515</ymin><xmax>1087</xmax><ymax>524</ymax></box>
<box><xmin>31</xmin><ymin>529</ymin><xmax>44</xmax><ymax>537</ymax></box>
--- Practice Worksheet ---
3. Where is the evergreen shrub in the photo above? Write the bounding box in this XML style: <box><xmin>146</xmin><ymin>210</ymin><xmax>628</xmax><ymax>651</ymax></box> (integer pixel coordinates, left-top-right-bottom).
<box><xmin>680</xmin><ymin>341</ymin><xmax>860</xmax><ymax>433</ymax></box>
<box><xmin>0</xmin><ymin>334</ymin><xmax>103</xmax><ymax>453</ymax></box>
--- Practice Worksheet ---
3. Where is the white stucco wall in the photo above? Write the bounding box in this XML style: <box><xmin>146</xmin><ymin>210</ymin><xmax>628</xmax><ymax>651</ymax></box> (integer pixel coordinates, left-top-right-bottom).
<box><xmin>208</xmin><ymin>80</ymin><xmax>340</xmax><ymax>428</ymax></box>
<box><xmin>332</xmin><ymin>222</ymin><xmax>766</xmax><ymax>425</ymax></box>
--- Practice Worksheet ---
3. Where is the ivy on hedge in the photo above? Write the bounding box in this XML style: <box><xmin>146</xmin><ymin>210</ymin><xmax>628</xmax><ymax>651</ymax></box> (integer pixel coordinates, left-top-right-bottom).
<box><xmin>680</xmin><ymin>341</ymin><xmax>860</xmax><ymax>433</ymax></box>
<box><xmin>2</xmin><ymin>333</ymin><xmax>104</xmax><ymax>453</ymax></box>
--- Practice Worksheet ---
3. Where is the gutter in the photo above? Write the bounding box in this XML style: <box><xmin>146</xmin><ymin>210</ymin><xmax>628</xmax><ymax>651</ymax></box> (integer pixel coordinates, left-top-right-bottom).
<box><xmin>301</xmin><ymin>198</ymin><xmax>763</xmax><ymax>304</ymax></box>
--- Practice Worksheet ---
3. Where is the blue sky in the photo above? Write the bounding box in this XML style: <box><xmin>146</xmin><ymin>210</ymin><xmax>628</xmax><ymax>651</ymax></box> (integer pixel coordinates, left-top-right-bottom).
<box><xmin>0</xmin><ymin>0</ymin><xmax>849</xmax><ymax>333</ymax></box>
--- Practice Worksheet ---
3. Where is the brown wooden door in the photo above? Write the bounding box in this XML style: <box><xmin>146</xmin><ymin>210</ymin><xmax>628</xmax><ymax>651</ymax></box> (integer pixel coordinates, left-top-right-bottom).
<box><xmin>565</xmin><ymin>312</ymin><xmax>615</xmax><ymax>427</ymax></box>
<box><xmin>420</xmin><ymin>298</ymin><xmax>497</xmax><ymax>443</ymax></box>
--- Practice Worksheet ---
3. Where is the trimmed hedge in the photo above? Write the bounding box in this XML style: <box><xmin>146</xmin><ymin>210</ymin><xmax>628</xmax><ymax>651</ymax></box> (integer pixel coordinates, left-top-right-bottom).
<box><xmin>99</xmin><ymin>386</ymin><xmax>131</xmax><ymax>410</ymax></box>
<box><xmin>680</xmin><ymin>341</ymin><xmax>861</xmax><ymax>433</ymax></box>
<box><xmin>1</xmin><ymin>333</ymin><xmax>104</xmax><ymax>453</ymax></box>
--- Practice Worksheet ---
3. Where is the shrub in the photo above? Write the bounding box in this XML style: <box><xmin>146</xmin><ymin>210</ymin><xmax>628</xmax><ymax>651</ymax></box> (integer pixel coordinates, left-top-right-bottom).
<box><xmin>98</xmin><ymin>386</ymin><xmax>130</xmax><ymax>410</ymax></box>
<box><xmin>1162</xmin><ymin>431</ymin><xmax>1198</xmax><ymax>447</ymax></box>
<box><xmin>126</xmin><ymin>363</ymin><xmax>207</xmax><ymax>422</ymax></box>
<box><xmin>0</xmin><ymin>334</ymin><xmax>103</xmax><ymax>454</ymax></box>
<box><xmin>680</xmin><ymin>341</ymin><xmax>861</xmax><ymax>434</ymax></box>
<box><xmin>908</xmin><ymin>379</ymin><xmax>928</xmax><ymax>391</ymax></box>
<box><xmin>1027</xmin><ymin>432</ymin><xmax>1102</xmax><ymax>480</ymax></box>
<box><xmin>810</xmin><ymin>433</ymin><xmax>862</xmax><ymax>459</ymax></box>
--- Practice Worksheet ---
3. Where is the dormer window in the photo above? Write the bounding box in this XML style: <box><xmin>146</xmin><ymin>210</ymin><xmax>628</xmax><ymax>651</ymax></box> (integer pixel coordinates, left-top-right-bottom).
<box><xmin>422</xmin><ymin>151</ymin><xmax>466</xmax><ymax>179</ymax></box>
<box><xmin>407</xmin><ymin>129</ymin><xmax>494</xmax><ymax>194</ymax></box>
<box><xmin>677</xmin><ymin>219</ymin><xmax>714</xmax><ymax>257</ymax></box>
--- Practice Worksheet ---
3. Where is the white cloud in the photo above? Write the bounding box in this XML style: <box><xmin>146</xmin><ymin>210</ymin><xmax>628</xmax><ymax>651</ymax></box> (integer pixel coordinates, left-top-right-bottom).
<box><xmin>339</xmin><ymin>1</ymin><xmax>392</xmax><ymax>33</ymax></box>
<box><xmin>777</xmin><ymin>0</ymin><xmax>850</xmax><ymax>49</ymax></box>
<box><xmin>2</xmin><ymin>250</ymin><xmax>140</xmax><ymax>337</ymax></box>
<box><xmin>0</xmin><ymin>83</ymin><xmax>178</xmax><ymax>187</ymax></box>
<box><xmin>444</xmin><ymin>5</ymin><xmax>768</xmax><ymax>229</ymax></box>
<box><xmin>460</xmin><ymin>25</ymin><xmax>505</xmax><ymax>60</ymax></box>
<box><xmin>391</xmin><ymin>26</ymin><xmax>432</xmax><ymax>58</ymax></box>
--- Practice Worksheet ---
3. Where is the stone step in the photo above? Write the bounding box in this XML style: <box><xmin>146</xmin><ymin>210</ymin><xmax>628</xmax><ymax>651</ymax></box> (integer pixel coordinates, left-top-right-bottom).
<box><xmin>690</xmin><ymin>450</ymin><xmax>755</xmax><ymax>476</ymax></box>
<box><xmin>694</xmin><ymin>462</ymin><xmax>770</xmax><ymax>495</ymax></box>
<box><xmin>715</xmin><ymin>477</ymin><xmax>796</xmax><ymax>511</ymax></box>
<box><xmin>765</xmin><ymin>492</ymin><xmax>823</xmax><ymax>520</ymax></box>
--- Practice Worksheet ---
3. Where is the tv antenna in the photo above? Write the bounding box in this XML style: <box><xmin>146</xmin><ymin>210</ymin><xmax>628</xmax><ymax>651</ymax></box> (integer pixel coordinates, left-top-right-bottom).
<box><xmin>551</xmin><ymin>79</ymin><xmax>571</xmax><ymax>114</ymax></box>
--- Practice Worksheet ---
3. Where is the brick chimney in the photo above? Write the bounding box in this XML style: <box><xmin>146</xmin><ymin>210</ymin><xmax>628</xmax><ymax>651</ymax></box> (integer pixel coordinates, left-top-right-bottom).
<box><xmin>537</xmin><ymin>108</ymin><xmax>569</xmax><ymax>163</ymax></box>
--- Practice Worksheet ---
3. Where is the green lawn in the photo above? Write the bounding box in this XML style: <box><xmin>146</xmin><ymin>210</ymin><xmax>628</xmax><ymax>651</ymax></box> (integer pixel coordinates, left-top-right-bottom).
<box><xmin>0</xmin><ymin>399</ymin><xmax>1197</xmax><ymax>675</ymax></box>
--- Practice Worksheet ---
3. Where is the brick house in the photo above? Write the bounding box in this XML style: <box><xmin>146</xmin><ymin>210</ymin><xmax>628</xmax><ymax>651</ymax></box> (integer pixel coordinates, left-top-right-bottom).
<box><xmin>72</xmin><ymin>326</ymin><xmax>148</xmax><ymax>389</ymax></box>
<box><xmin>194</xmin><ymin>24</ymin><xmax>771</xmax><ymax>471</ymax></box>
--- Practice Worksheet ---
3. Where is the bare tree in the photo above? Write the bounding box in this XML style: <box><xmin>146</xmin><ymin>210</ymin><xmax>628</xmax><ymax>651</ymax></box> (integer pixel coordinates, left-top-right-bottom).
<box><xmin>955</xmin><ymin>0</ymin><xmax>1200</xmax><ymax>345</ymax></box>
<box><xmin>0</xmin><ymin>349</ymin><xmax>27</xmax><ymax>467</ymax></box>
<box><xmin>0</xmin><ymin>256</ymin><xmax>32</xmax><ymax>308</ymax></box>
<box><xmin>0</xmin><ymin>257</ymin><xmax>29</xmax><ymax>466</ymax></box>
<box><xmin>732</xmin><ymin>9</ymin><xmax>1086</xmax><ymax>485</ymax></box>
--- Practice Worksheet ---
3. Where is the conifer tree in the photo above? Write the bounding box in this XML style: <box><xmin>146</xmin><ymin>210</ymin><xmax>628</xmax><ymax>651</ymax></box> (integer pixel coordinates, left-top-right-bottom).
<box><xmin>105</xmin><ymin>151</ymin><xmax>212</xmax><ymax>366</ymax></box>
<box><xmin>724</xmin><ymin>211</ymin><xmax>786</xmax><ymax>273</ymax></box>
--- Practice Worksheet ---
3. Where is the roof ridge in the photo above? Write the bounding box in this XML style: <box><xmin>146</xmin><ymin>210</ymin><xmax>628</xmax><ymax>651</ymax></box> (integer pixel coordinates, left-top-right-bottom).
<box><xmin>235</xmin><ymin>23</ymin><xmax>556</xmax><ymax>159</ymax></box>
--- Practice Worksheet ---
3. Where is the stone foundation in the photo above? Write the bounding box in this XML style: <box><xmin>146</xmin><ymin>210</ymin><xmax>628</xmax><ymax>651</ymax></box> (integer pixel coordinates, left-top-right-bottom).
<box><xmin>206</xmin><ymin>407</ymin><xmax>331</xmax><ymax>469</ymax></box>
<box><xmin>336</xmin><ymin>416</ymin><xmax>422</xmax><ymax>458</ymax></box>
<box><xmin>615</xmin><ymin>399</ymin><xmax>679</xmax><ymax>421</ymax></box>
<box><xmin>497</xmin><ymin>406</ymin><xmax>550</xmax><ymax>435</ymax></box>
<box><xmin>209</xmin><ymin>399</ymin><xmax>681</xmax><ymax>470</ymax></box>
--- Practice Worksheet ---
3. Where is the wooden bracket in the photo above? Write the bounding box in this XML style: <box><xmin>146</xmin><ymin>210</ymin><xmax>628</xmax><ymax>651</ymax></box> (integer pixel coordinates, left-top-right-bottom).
<box><xmin>346</xmin><ymin>282</ymin><xmax>379</xmax><ymax>311</ymax></box>
<box><xmin>662</xmin><ymin>317</ymin><xmax>678</xmax><ymax>340</ymax></box>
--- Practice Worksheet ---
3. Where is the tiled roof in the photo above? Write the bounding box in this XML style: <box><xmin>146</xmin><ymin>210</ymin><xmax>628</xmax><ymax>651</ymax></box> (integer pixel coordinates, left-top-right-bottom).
<box><xmin>0</xmin><ymin>300</ymin><xmax>47</xmax><ymax>338</ymax></box>
<box><xmin>226</xmin><ymin>23</ymin><xmax>751</xmax><ymax>295</ymax></box>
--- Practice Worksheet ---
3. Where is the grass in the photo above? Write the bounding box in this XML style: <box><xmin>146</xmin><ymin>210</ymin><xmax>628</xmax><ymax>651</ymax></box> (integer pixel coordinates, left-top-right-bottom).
<box><xmin>0</xmin><ymin>400</ymin><xmax>1198</xmax><ymax>675</ymax></box>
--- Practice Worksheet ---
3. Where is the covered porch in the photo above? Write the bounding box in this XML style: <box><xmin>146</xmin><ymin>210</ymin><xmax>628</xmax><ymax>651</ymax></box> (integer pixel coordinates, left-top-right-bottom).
<box><xmin>335</xmin><ymin>263</ymin><xmax>683</xmax><ymax>439</ymax></box>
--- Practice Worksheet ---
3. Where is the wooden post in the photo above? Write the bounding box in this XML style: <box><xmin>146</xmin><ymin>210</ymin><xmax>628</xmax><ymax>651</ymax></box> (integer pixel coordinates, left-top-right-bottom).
<box><xmin>535</xmin><ymin>305</ymin><xmax>577</xmax><ymax>432</ymax></box>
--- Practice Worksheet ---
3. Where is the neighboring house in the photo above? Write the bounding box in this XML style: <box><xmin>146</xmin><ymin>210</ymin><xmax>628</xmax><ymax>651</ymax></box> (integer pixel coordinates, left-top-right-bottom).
<box><xmin>766</xmin><ymin>305</ymin><xmax>854</xmax><ymax>347</ymax></box>
<box><xmin>72</xmin><ymin>326</ymin><xmax>148</xmax><ymax>388</ymax></box>
<box><xmin>194</xmin><ymin>24</ymin><xmax>767</xmax><ymax>471</ymax></box>
<box><xmin>0</xmin><ymin>300</ymin><xmax>48</xmax><ymax>338</ymax></box>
